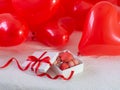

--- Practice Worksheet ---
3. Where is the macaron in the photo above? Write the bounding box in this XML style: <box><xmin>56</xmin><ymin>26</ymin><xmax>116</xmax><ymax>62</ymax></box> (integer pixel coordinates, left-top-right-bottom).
<box><xmin>54</xmin><ymin>56</ymin><xmax>62</xmax><ymax>66</ymax></box>
<box><xmin>68</xmin><ymin>60</ymin><xmax>75</xmax><ymax>67</ymax></box>
<box><xmin>60</xmin><ymin>62</ymin><xmax>69</xmax><ymax>70</ymax></box>
<box><xmin>59</xmin><ymin>51</ymin><xmax>74</xmax><ymax>62</ymax></box>
<box><xmin>73</xmin><ymin>59</ymin><xmax>80</xmax><ymax>65</ymax></box>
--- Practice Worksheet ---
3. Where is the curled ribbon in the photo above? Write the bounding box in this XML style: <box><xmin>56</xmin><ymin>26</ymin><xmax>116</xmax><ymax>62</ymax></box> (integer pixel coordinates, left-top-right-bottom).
<box><xmin>0</xmin><ymin>51</ymin><xmax>74</xmax><ymax>80</ymax></box>
<box><xmin>0</xmin><ymin>57</ymin><xmax>31</xmax><ymax>71</ymax></box>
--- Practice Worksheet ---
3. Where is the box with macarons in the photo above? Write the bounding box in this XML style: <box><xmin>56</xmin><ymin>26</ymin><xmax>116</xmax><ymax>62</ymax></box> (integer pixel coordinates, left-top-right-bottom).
<box><xmin>52</xmin><ymin>50</ymin><xmax>84</xmax><ymax>77</ymax></box>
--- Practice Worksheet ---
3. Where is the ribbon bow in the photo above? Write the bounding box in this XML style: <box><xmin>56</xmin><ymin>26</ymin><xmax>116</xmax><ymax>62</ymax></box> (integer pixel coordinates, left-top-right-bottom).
<box><xmin>27</xmin><ymin>51</ymin><xmax>51</xmax><ymax>73</ymax></box>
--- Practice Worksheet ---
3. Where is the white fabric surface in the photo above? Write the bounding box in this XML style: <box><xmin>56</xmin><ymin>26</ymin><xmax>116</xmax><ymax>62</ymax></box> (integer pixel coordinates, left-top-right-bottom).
<box><xmin>0</xmin><ymin>31</ymin><xmax>120</xmax><ymax>90</ymax></box>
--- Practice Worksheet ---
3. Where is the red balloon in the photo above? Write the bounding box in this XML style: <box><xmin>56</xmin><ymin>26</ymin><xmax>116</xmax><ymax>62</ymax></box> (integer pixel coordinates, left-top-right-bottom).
<box><xmin>0</xmin><ymin>0</ymin><xmax>14</xmax><ymax>13</ymax></box>
<box><xmin>84</xmin><ymin>0</ymin><xmax>117</xmax><ymax>4</ymax></box>
<box><xmin>58</xmin><ymin>17</ymin><xmax>76</xmax><ymax>35</ymax></box>
<box><xmin>12</xmin><ymin>0</ymin><xmax>60</xmax><ymax>31</ymax></box>
<box><xmin>118</xmin><ymin>0</ymin><xmax>120</xmax><ymax>6</ymax></box>
<box><xmin>0</xmin><ymin>13</ymin><xmax>29</xmax><ymax>47</ymax></box>
<box><xmin>78</xmin><ymin>1</ymin><xmax>120</xmax><ymax>55</ymax></box>
<box><xmin>71</xmin><ymin>0</ymin><xmax>93</xmax><ymax>30</ymax></box>
<box><xmin>35</xmin><ymin>21</ymin><xmax>69</xmax><ymax>47</ymax></box>
<box><xmin>50</xmin><ymin>4</ymin><xmax>66</xmax><ymax>20</ymax></box>
<box><xmin>60</xmin><ymin>0</ymin><xmax>77</xmax><ymax>15</ymax></box>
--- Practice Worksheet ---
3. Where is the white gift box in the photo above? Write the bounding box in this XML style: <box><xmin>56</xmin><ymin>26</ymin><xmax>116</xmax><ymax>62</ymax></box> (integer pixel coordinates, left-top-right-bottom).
<box><xmin>51</xmin><ymin>50</ymin><xmax>84</xmax><ymax>77</ymax></box>
<box><xmin>22</xmin><ymin>51</ymin><xmax>59</xmax><ymax>73</ymax></box>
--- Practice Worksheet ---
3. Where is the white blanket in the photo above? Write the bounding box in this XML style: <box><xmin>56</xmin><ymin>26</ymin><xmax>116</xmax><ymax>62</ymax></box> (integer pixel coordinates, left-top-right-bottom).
<box><xmin>0</xmin><ymin>31</ymin><xmax>120</xmax><ymax>90</ymax></box>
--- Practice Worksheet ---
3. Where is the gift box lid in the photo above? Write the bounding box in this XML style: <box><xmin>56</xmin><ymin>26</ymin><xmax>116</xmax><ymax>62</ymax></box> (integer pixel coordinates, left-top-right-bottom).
<box><xmin>33</xmin><ymin>51</ymin><xmax>59</xmax><ymax>72</ymax></box>
<box><xmin>22</xmin><ymin>51</ymin><xmax>59</xmax><ymax>73</ymax></box>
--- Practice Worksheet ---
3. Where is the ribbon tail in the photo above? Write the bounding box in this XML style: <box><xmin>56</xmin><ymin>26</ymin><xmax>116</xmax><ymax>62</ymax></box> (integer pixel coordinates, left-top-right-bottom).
<box><xmin>36</xmin><ymin>71</ymin><xmax>74</xmax><ymax>80</ymax></box>
<box><xmin>14</xmin><ymin>58</ymin><xmax>31</xmax><ymax>71</ymax></box>
<box><xmin>0</xmin><ymin>57</ymin><xmax>30</xmax><ymax>71</ymax></box>
<box><xmin>53</xmin><ymin>71</ymin><xmax>74</xmax><ymax>80</ymax></box>
<box><xmin>0</xmin><ymin>58</ymin><xmax>14</xmax><ymax>68</ymax></box>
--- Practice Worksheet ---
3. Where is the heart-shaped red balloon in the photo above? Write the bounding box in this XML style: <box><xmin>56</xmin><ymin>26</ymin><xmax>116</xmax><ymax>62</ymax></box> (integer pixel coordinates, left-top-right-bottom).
<box><xmin>84</xmin><ymin>0</ymin><xmax>117</xmax><ymax>4</ymax></box>
<box><xmin>78</xmin><ymin>1</ymin><xmax>120</xmax><ymax>55</ymax></box>
<box><xmin>0</xmin><ymin>0</ymin><xmax>14</xmax><ymax>13</ymax></box>
<box><xmin>0</xmin><ymin>13</ymin><xmax>29</xmax><ymax>47</ymax></box>
<box><xmin>12</xmin><ymin>0</ymin><xmax>60</xmax><ymax>31</ymax></box>
<box><xmin>35</xmin><ymin>20</ymin><xmax>69</xmax><ymax>47</ymax></box>
<box><xmin>71</xmin><ymin>0</ymin><xmax>93</xmax><ymax>31</ymax></box>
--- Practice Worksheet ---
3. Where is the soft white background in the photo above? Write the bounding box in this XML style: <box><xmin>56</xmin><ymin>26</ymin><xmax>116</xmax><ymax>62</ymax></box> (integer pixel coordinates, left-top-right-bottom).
<box><xmin>0</xmin><ymin>31</ymin><xmax>120</xmax><ymax>90</ymax></box>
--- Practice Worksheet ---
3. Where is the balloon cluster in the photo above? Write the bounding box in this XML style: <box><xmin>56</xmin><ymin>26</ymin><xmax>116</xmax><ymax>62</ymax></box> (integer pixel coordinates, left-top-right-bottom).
<box><xmin>0</xmin><ymin>0</ymin><xmax>120</xmax><ymax>55</ymax></box>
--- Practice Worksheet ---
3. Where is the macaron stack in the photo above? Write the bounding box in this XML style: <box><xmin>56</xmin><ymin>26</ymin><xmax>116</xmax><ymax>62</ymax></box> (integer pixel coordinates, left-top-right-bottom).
<box><xmin>55</xmin><ymin>51</ymin><xmax>80</xmax><ymax>70</ymax></box>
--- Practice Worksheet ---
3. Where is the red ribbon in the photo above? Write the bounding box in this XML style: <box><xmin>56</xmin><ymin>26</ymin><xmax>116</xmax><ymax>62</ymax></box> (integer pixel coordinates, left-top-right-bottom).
<box><xmin>27</xmin><ymin>51</ymin><xmax>51</xmax><ymax>73</ymax></box>
<box><xmin>36</xmin><ymin>71</ymin><xmax>74</xmax><ymax>80</ymax></box>
<box><xmin>0</xmin><ymin>51</ymin><xmax>74</xmax><ymax>80</ymax></box>
<box><xmin>0</xmin><ymin>57</ymin><xmax>31</xmax><ymax>71</ymax></box>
